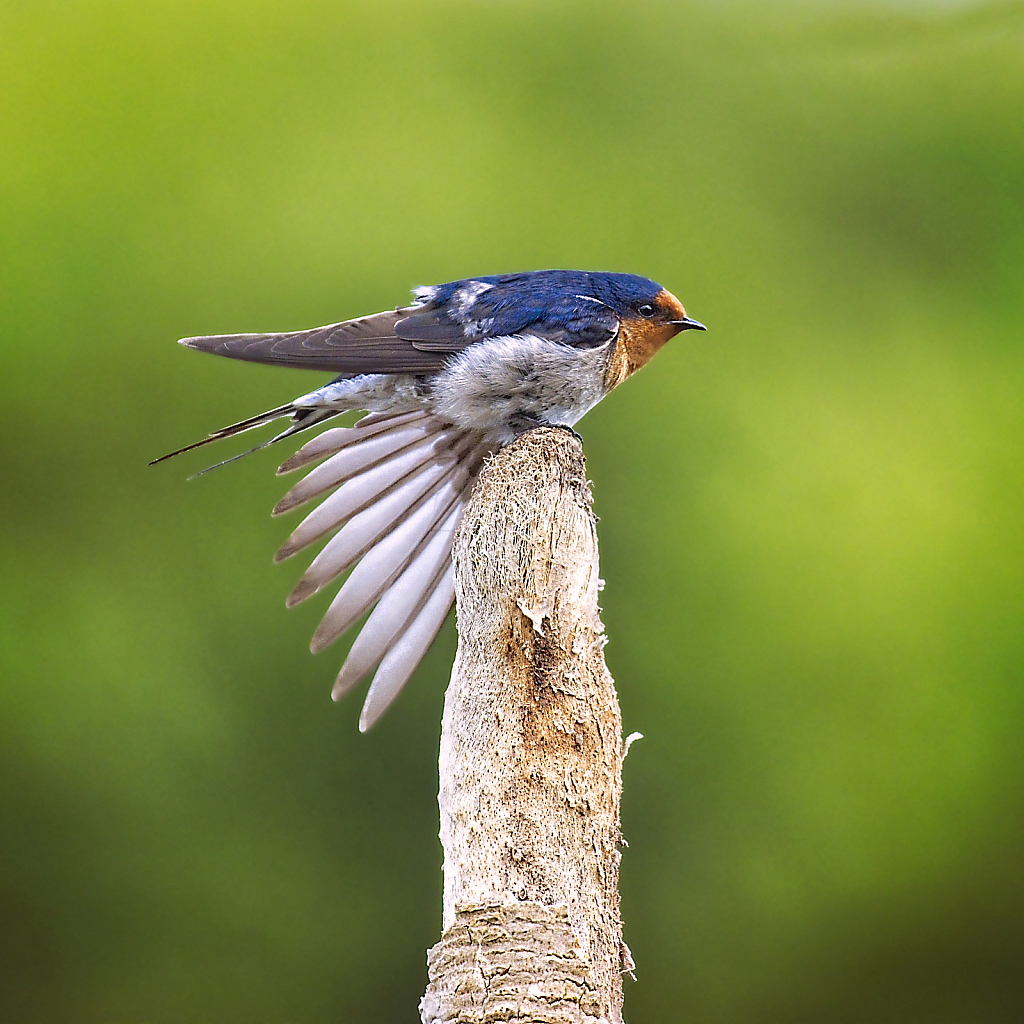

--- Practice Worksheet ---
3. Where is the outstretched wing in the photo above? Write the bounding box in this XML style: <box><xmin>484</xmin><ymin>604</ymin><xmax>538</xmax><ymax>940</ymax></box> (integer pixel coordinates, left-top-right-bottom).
<box><xmin>273</xmin><ymin>410</ymin><xmax>494</xmax><ymax>730</ymax></box>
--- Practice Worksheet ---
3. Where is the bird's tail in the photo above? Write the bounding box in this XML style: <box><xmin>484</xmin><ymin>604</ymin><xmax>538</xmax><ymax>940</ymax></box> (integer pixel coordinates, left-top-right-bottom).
<box><xmin>273</xmin><ymin>410</ymin><xmax>492</xmax><ymax>730</ymax></box>
<box><xmin>148</xmin><ymin>402</ymin><xmax>344</xmax><ymax>475</ymax></box>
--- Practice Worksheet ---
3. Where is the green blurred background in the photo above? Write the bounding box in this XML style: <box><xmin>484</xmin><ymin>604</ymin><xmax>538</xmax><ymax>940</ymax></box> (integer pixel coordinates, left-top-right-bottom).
<box><xmin>2</xmin><ymin>0</ymin><xmax>1023</xmax><ymax>1020</ymax></box>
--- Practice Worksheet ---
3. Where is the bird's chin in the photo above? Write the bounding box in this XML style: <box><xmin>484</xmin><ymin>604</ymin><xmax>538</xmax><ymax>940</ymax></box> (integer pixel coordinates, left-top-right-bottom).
<box><xmin>662</xmin><ymin>322</ymin><xmax>690</xmax><ymax>342</ymax></box>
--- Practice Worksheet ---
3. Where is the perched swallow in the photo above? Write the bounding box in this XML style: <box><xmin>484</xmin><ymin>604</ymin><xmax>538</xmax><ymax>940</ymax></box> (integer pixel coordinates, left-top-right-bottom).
<box><xmin>154</xmin><ymin>270</ymin><xmax>705</xmax><ymax>730</ymax></box>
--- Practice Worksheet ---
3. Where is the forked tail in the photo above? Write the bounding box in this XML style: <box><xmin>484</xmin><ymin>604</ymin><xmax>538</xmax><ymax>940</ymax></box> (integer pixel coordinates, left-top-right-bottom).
<box><xmin>149</xmin><ymin>403</ymin><xmax>343</xmax><ymax>475</ymax></box>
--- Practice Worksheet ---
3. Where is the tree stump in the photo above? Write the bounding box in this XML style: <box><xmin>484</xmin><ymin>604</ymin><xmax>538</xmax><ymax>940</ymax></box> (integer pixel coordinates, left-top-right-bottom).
<box><xmin>420</xmin><ymin>428</ymin><xmax>629</xmax><ymax>1024</ymax></box>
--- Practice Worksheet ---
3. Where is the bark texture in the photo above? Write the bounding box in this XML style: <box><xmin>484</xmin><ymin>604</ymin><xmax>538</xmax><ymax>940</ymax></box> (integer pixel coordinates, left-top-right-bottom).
<box><xmin>421</xmin><ymin>428</ymin><xmax>626</xmax><ymax>1024</ymax></box>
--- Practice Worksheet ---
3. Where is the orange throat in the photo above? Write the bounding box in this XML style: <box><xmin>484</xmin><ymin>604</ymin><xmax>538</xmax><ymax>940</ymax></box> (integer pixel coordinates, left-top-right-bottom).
<box><xmin>604</xmin><ymin>319</ymin><xmax>677</xmax><ymax>390</ymax></box>
<box><xmin>603</xmin><ymin>287</ymin><xmax>690</xmax><ymax>390</ymax></box>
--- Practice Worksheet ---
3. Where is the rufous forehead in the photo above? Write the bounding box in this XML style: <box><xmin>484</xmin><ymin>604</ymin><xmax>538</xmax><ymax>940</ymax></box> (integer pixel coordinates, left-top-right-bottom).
<box><xmin>657</xmin><ymin>288</ymin><xmax>687</xmax><ymax>319</ymax></box>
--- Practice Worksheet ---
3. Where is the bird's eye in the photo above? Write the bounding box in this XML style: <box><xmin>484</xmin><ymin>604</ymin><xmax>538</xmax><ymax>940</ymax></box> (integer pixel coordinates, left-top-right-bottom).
<box><xmin>638</xmin><ymin>303</ymin><xmax>655</xmax><ymax>318</ymax></box>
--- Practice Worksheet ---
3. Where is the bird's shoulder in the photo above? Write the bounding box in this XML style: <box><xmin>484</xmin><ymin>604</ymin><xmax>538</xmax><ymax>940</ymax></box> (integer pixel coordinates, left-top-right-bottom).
<box><xmin>394</xmin><ymin>270</ymin><xmax>627</xmax><ymax>352</ymax></box>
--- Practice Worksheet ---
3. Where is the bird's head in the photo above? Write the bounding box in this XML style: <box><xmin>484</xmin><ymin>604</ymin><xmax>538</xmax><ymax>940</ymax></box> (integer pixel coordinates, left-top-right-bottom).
<box><xmin>586</xmin><ymin>272</ymin><xmax>705</xmax><ymax>382</ymax></box>
<box><xmin>589</xmin><ymin>272</ymin><xmax>706</xmax><ymax>338</ymax></box>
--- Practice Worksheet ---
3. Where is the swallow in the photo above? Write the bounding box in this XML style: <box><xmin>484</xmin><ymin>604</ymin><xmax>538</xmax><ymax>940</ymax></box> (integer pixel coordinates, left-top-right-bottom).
<box><xmin>154</xmin><ymin>270</ymin><xmax>705</xmax><ymax>730</ymax></box>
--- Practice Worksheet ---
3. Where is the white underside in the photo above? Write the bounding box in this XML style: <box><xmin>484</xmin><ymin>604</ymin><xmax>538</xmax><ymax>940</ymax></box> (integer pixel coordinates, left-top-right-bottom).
<box><xmin>292</xmin><ymin>333</ymin><xmax>613</xmax><ymax>443</ymax></box>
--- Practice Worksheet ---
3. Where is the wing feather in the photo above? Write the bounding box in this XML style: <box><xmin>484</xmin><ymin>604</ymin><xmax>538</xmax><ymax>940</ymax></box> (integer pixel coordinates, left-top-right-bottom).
<box><xmin>276</xmin><ymin>410</ymin><xmax>428</xmax><ymax>475</ymax></box>
<box><xmin>331</xmin><ymin>499</ymin><xmax>466</xmax><ymax>698</ymax></box>
<box><xmin>357</xmin><ymin>563</ymin><xmax>457</xmax><ymax>732</ymax></box>
<box><xmin>273</xmin><ymin>418</ymin><xmax>446</xmax><ymax>515</ymax></box>
<box><xmin>180</xmin><ymin>309</ymin><xmax>451</xmax><ymax>374</ymax></box>
<box><xmin>276</xmin><ymin>429</ymin><xmax>467</xmax><ymax>567</ymax></box>
<box><xmin>310</xmin><ymin>470</ymin><xmax>469</xmax><ymax>653</ymax></box>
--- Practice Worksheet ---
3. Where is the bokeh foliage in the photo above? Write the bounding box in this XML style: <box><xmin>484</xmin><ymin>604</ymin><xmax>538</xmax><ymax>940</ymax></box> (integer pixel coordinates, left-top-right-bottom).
<box><xmin>2</xmin><ymin>0</ymin><xmax>1023</xmax><ymax>1020</ymax></box>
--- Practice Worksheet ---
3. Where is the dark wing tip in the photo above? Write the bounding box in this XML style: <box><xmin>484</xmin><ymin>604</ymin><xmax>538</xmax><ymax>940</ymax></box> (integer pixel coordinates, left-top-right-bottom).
<box><xmin>178</xmin><ymin>334</ymin><xmax>231</xmax><ymax>354</ymax></box>
<box><xmin>173</xmin><ymin>313</ymin><xmax>449</xmax><ymax>374</ymax></box>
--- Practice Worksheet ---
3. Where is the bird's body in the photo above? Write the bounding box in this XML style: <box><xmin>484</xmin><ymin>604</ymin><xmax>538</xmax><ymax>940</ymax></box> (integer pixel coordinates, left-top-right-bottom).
<box><xmin>285</xmin><ymin>329</ymin><xmax>611</xmax><ymax>440</ymax></box>
<box><xmin>156</xmin><ymin>270</ymin><xmax>704</xmax><ymax>729</ymax></box>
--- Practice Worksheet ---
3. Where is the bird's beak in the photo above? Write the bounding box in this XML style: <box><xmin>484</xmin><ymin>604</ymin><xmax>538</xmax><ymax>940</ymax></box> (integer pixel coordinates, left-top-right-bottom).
<box><xmin>670</xmin><ymin>317</ymin><xmax>707</xmax><ymax>332</ymax></box>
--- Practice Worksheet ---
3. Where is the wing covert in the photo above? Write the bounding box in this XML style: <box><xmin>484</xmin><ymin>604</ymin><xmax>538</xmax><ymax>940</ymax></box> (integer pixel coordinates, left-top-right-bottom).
<box><xmin>396</xmin><ymin>273</ymin><xmax>621</xmax><ymax>351</ymax></box>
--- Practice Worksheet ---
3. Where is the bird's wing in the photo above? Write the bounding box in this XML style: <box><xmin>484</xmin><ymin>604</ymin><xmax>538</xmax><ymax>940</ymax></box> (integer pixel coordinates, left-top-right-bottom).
<box><xmin>155</xmin><ymin>403</ymin><xmax>487</xmax><ymax>728</ymax></box>
<box><xmin>179</xmin><ymin>275</ymin><xmax>623</xmax><ymax>375</ymax></box>
<box><xmin>272</xmin><ymin>410</ymin><xmax>493</xmax><ymax>730</ymax></box>
<box><xmin>179</xmin><ymin>309</ymin><xmax>452</xmax><ymax>375</ymax></box>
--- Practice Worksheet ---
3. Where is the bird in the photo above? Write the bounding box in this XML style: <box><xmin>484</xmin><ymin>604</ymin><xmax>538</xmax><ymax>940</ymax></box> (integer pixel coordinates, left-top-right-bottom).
<box><xmin>153</xmin><ymin>269</ymin><xmax>705</xmax><ymax>730</ymax></box>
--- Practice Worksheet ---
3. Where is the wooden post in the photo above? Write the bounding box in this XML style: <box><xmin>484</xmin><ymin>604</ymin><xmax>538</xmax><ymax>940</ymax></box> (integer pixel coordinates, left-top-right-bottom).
<box><xmin>420</xmin><ymin>428</ymin><xmax>630</xmax><ymax>1024</ymax></box>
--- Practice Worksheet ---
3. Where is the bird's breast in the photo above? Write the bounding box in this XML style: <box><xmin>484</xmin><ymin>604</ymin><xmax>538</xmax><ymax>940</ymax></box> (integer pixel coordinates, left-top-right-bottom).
<box><xmin>426</xmin><ymin>333</ymin><xmax>614</xmax><ymax>439</ymax></box>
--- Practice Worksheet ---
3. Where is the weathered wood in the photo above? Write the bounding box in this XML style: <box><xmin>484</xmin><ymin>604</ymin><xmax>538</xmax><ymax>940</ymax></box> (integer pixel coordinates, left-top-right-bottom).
<box><xmin>421</xmin><ymin>428</ymin><xmax>627</xmax><ymax>1024</ymax></box>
